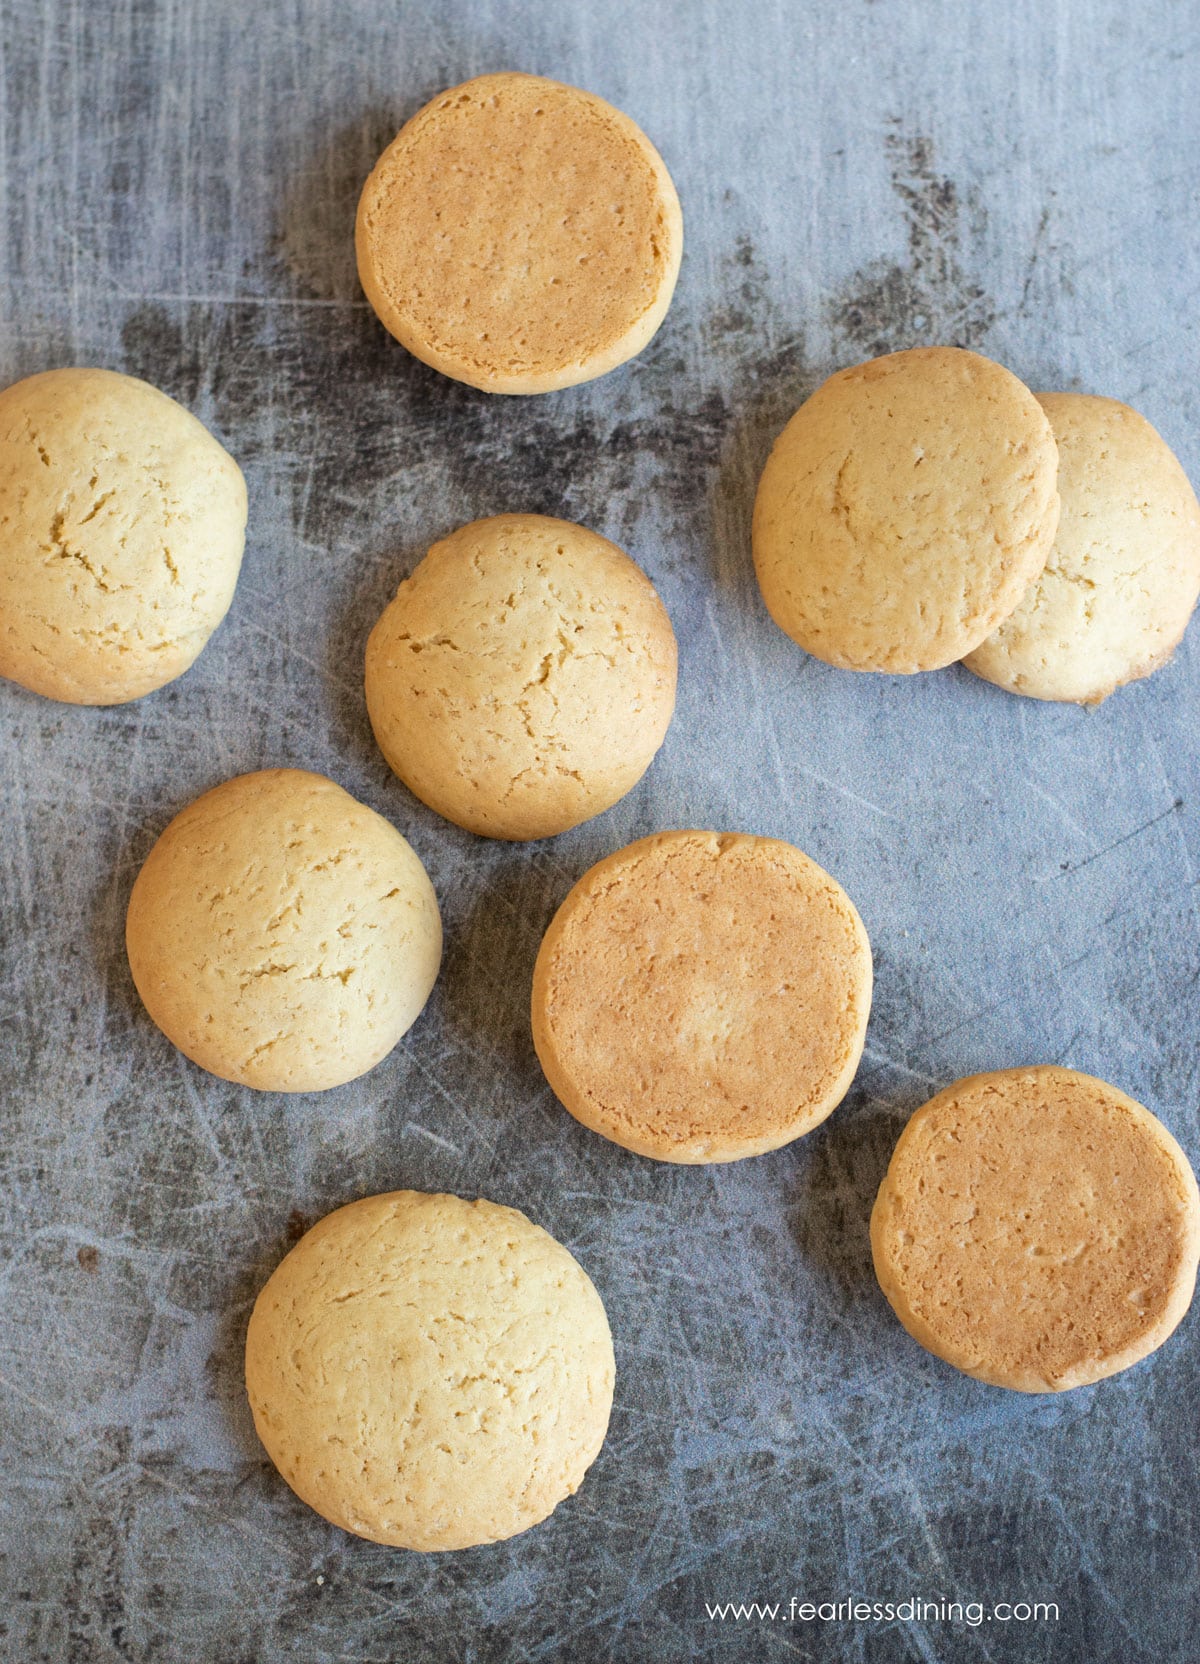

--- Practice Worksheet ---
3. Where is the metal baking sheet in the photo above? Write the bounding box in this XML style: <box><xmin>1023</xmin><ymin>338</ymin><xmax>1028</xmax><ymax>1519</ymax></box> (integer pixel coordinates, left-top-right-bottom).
<box><xmin>2</xmin><ymin>1</ymin><xmax>1198</xmax><ymax>1658</ymax></box>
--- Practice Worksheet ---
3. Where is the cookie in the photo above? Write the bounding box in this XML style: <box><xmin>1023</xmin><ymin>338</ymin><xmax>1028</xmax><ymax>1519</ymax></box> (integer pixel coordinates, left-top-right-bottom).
<box><xmin>871</xmin><ymin>1066</ymin><xmax>1200</xmax><ymax>1392</ymax></box>
<box><xmin>355</xmin><ymin>72</ymin><xmax>683</xmax><ymax>394</ymax></box>
<box><xmin>0</xmin><ymin>367</ymin><xmax>247</xmax><ymax>704</ymax></box>
<box><xmin>531</xmin><ymin>831</ymin><xmax>872</xmax><ymax>1162</ymax></box>
<box><xmin>752</xmin><ymin>347</ymin><xmax>1060</xmax><ymax>673</ymax></box>
<box><xmin>126</xmin><ymin>769</ymin><xmax>441</xmax><ymax>1092</ymax></box>
<box><xmin>245</xmin><ymin>1190</ymin><xmax>615</xmax><ymax>1550</ymax></box>
<box><xmin>963</xmin><ymin>394</ymin><xmax>1200</xmax><ymax>703</ymax></box>
<box><xmin>365</xmin><ymin>514</ymin><xmax>677</xmax><ymax>841</ymax></box>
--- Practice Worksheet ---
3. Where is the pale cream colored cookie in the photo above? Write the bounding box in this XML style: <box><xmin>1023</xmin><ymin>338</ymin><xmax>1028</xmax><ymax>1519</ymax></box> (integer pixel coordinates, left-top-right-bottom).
<box><xmin>245</xmin><ymin>1190</ymin><xmax>615</xmax><ymax>1550</ymax></box>
<box><xmin>963</xmin><ymin>393</ymin><xmax>1200</xmax><ymax>703</ymax></box>
<box><xmin>365</xmin><ymin>514</ymin><xmax>677</xmax><ymax>841</ymax></box>
<box><xmin>0</xmin><ymin>367</ymin><xmax>247</xmax><ymax>704</ymax></box>
<box><xmin>752</xmin><ymin>347</ymin><xmax>1060</xmax><ymax>673</ymax></box>
<box><xmin>871</xmin><ymin>1066</ymin><xmax>1200</xmax><ymax>1392</ymax></box>
<box><xmin>355</xmin><ymin>72</ymin><xmax>683</xmax><ymax>393</ymax></box>
<box><xmin>126</xmin><ymin>769</ymin><xmax>441</xmax><ymax>1092</ymax></box>
<box><xmin>531</xmin><ymin>831</ymin><xmax>872</xmax><ymax>1162</ymax></box>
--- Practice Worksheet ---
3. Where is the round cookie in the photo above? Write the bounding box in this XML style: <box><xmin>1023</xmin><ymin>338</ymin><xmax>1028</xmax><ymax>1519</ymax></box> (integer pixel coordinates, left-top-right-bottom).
<box><xmin>751</xmin><ymin>347</ymin><xmax>1061</xmax><ymax>673</ymax></box>
<box><xmin>964</xmin><ymin>393</ymin><xmax>1200</xmax><ymax>703</ymax></box>
<box><xmin>245</xmin><ymin>1190</ymin><xmax>615</xmax><ymax>1550</ymax></box>
<box><xmin>871</xmin><ymin>1066</ymin><xmax>1200</xmax><ymax>1392</ymax></box>
<box><xmin>365</xmin><ymin>514</ymin><xmax>677</xmax><ymax>841</ymax></box>
<box><xmin>355</xmin><ymin>72</ymin><xmax>683</xmax><ymax>394</ymax></box>
<box><xmin>0</xmin><ymin>367</ymin><xmax>247</xmax><ymax>704</ymax></box>
<box><xmin>126</xmin><ymin>769</ymin><xmax>441</xmax><ymax>1092</ymax></box>
<box><xmin>531</xmin><ymin>831</ymin><xmax>872</xmax><ymax>1163</ymax></box>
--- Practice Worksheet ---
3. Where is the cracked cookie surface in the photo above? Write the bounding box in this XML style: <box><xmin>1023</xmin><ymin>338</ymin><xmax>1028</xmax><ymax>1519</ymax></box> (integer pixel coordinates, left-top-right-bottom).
<box><xmin>963</xmin><ymin>393</ymin><xmax>1200</xmax><ymax>703</ymax></box>
<box><xmin>0</xmin><ymin>366</ymin><xmax>246</xmax><ymax>704</ymax></box>
<box><xmin>752</xmin><ymin>347</ymin><xmax>1060</xmax><ymax>674</ymax></box>
<box><xmin>365</xmin><ymin>514</ymin><xmax>677</xmax><ymax>841</ymax></box>
<box><xmin>244</xmin><ymin>1189</ymin><xmax>615</xmax><ymax>1549</ymax></box>
<box><xmin>125</xmin><ymin>769</ymin><xmax>442</xmax><ymax>1091</ymax></box>
<box><xmin>531</xmin><ymin>830</ymin><xmax>872</xmax><ymax>1162</ymax></box>
<box><xmin>871</xmin><ymin>1066</ymin><xmax>1200</xmax><ymax>1391</ymax></box>
<box><xmin>356</xmin><ymin>71</ymin><xmax>683</xmax><ymax>394</ymax></box>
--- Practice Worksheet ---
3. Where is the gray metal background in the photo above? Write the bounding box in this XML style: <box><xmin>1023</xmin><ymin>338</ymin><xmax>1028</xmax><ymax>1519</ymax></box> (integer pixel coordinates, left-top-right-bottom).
<box><xmin>1</xmin><ymin>0</ymin><xmax>1198</xmax><ymax>1659</ymax></box>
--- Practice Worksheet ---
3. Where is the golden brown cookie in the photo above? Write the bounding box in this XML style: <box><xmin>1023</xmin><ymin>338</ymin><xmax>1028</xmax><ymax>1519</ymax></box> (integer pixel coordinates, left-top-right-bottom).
<box><xmin>245</xmin><ymin>1190</ymin><xmax>615</xmax><ymax>1549</ymax></box>
<box><xmin>126</xmin><ymin>769</ymin><xmax>441</xmax><ymax>1092</ymax></box>
<box><xmin>752</xmin><ymin>347</ymin><xmax>1060</xmax><ymax>673</ymax></box>
<box><xmin>0</xmin><ymin>367</ymin><xmax>246</xmax><ymax>704</ymax></box>
<box><xmin>365</xmin><ymin>514</ymin><xmax>677</xmax><ymax>841</ymax></box>
<box><xmin>531</xmin><ymin>831</ymin><xmax>872</xmax><ymax>1162</ymax></box>
<box><xmin>356</xmin><ymin>72</ymin><xmax>683</xmax><ymax>393</ymax></box>
<box><xmin>964</xmin><ymin>393</ymin><xmax>1200</xmax><ymax>703</ymax></box>
<box><xmin>871</xmin><ymin>1066</ymin><xmax>1200</xmax><ymax>1391</ymax></box>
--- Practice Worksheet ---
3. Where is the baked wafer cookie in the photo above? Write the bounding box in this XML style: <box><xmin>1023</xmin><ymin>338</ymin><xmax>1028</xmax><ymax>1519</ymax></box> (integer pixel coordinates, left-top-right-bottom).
<box><xmin>356</xmin><ymin>72</ymin><xmax>683</xmax><ymax>393</ymax></box>
<box><xmin>0</xmin><ymin>367</ymin><xmax>246</xmax><ymax>704</ymax></box>
<box><xmin>871</xmin><ymin>1066</ymin><xmax>1200</xmax><ymax>1391</ymax></box>
<box><xmin>365</xmin><ymin>514</ymin><xmax>677</xmax><ymax>841</ymax></box>
<box><xmin>126</xmin><ymin>769</ymin><xmax>441</xmax><ymax>1092</ymax></box>
<box><xmin>531</xmin><ymin>830</ymin><xmax>872</xmax><ymax>1162</ymax></box>
<box><xmin>964</xmin><ymin>393</ymin><xmax>1200</xmax><ymax>703</ymax></box>
<box><xmin>752</xmin><ymin>347</ymin><xmax>1060</xmax><ymax>673</ymax></box>
<box><xmin>245</xmin><ymin>1191</ymin><xmax>615</xmax><ymax>1549</ymax></box>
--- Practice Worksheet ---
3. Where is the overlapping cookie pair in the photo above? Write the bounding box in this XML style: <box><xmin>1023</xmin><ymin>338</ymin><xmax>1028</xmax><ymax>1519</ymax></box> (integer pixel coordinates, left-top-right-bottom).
<box><xmin>753</xmin><ymin>346</ymin><xmax>1200</xmax><ymax>704</ymax></box>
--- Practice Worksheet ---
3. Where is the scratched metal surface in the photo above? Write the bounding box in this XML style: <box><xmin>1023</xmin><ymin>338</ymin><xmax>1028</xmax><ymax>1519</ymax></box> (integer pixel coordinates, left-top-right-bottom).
<box><xmin>1</xmin><ymin>0</ymin><xmax>1198</xmax><ymax>1659</ymax></box>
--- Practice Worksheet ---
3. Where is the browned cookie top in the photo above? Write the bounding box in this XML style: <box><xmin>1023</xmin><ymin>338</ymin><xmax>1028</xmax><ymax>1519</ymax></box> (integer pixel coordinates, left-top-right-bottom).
<box><xmin>356</xmin><ymin>72</ymin><xmax>683</xmax><ymax>393</ymax></box>
<box><xmin>871</xmin><ymin>1066</ymin><xmax>1200</xmax><ymax>1391</ymax></box>
<box><xmin>532</xmin><ymin>830</ymin><xmax>872</xmax><ymax>1162</ymax></box>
